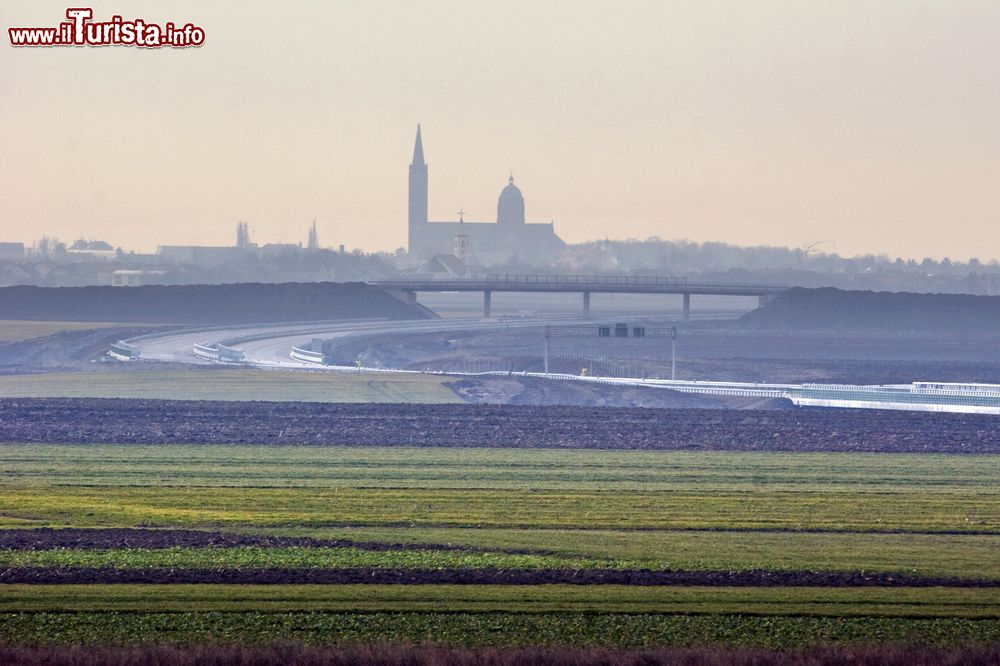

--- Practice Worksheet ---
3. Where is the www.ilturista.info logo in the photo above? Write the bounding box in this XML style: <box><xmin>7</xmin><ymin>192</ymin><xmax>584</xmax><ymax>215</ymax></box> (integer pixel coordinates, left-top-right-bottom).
<box><xmin>8</xmin><ymin>8</ymin><xmax>205</xmax><ymax>48</ymax></box>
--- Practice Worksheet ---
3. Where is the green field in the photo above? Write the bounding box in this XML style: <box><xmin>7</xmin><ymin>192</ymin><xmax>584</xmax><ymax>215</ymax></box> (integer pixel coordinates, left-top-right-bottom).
<box><xmin>1</xmin><ymin>536</ymin><xmax>997</xmax><ymax>579</ymax></box>
<box><xmin>0</xmin><ymin>369</ymin><xmax>463</xmax><ymax>402</ymax></box>
<box><xmin>1</xmin><ymin>443</ymin><xmax>997</xmax><ymax>647</ymax></box>
<box><xmin>4</xmin><ymin>612</ymin><xmax>997</xmax><ymax>649</ymax></box>
<box><xmin>2</xmin><ymin>483</ymin><xmax>995</xmax><ymax>533</ymax></box>
<box><xmin>1</xmin><ymin>444</ymin><xmax>998</xmax><ymax>579</ymax></box>
<box><xmin>3</xmin><ymin>585</ymin><xmax>998</xmax><ymax>617</ymax></box>
<box><xmin>3</xmin><ymin>445</ymin><xmax>993</xmax><ymax>492</ymax></box>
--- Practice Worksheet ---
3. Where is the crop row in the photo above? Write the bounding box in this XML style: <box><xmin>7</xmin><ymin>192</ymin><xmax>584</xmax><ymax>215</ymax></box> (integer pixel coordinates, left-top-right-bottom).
<box><xmin>2</xmin><ymin>584</ymin><xmax>997</xmax><ymax>617</ymax></box>
<box><xmin>2</xmin><ymin>610</ymin><xmax>999</xmax><ymax>648</ymax></box>
<box><xmin>1</xmin><ymin>546</ymin><xmax>998</xmax><ymax>588</ymax></box>
<box><xmin>0</xmin><ymin>546</ymin><xmax>593</xmax><ymax>571</ymax></box>
<box><xmin>6</xmin><ymin>566</ymin><xmax>999</xmax><ymax>587</ymax></box>
<box><xmin>3</xmin><ymin>643</ymin><xmax>1000</xmax><ymax>666</ymax></box>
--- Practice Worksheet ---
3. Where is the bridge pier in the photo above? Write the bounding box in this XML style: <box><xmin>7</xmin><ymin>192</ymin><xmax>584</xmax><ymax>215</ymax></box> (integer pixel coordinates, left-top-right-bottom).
<box><xmin>483</xmin><ymin>290</ymin><xmax>492</xmax><ymax>318</ymax></box>
<box><xmin>682</xmin><ymin>293</ymin><xmax>691</xmax><ymax>321</ymax></box>
<box><xmin>382</xmin><ymin>288</ymin><xmax>418</xmax><ymax>305</ymax></box>
<box><xmin>758</xmin><ymin>293</ymin><xmax>778</xmax><ymax>308</ymax></box>
<box><xmin>583</xmin><ymin>291</ymin><xmax>591</xmax><ymax>316</ymax></box>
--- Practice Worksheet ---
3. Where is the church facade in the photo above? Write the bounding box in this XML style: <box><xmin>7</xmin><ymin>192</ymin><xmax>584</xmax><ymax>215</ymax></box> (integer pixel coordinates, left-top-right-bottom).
<box><xmin>407</xmin><ymin>126</ymin><xmax>566</xmax><ymax>265</ymax></box>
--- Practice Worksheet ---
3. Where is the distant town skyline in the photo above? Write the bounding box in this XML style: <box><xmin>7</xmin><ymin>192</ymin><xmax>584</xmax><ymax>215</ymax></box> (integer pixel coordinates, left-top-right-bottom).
<box><xmin>1</xmin><ymin>1</ymin><xmax>997</xmax><ymax>261</ymax></box>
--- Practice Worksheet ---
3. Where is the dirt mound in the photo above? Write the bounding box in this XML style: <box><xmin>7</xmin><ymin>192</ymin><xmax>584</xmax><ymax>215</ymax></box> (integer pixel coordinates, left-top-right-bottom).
<box><xmin>740</xmin><ymin>287</ymin><xmax>1000</xmax><ymax>332</ymax></box>
<box><xmin>2</xmin><ymin>398</ymin><xmax>998</xmax><ymax>453</ymax></box>
<box><xmin>0</xmin><ymin>327</ymin><xmax>162</xmax><ymax>370</ymax></box>
<box><xmin>445</xmin><ymin>376</ymin><xmax>754</xmax><ymax>408</ymax></box>
<box><xmin>0</xmin><ymin>282</ymin><xmax>430</xmax><ymax>325</ymax></box>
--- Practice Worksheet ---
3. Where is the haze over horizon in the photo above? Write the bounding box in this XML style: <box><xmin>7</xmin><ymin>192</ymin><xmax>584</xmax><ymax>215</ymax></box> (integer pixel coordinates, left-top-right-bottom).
<box><xmin>1</xmin><ymin>1</ymin><xmax>997</xmax><ymax>262</ymax></box>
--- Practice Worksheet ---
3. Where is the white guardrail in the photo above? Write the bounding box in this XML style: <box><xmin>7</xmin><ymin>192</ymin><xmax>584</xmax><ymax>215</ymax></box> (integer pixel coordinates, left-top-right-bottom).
<box><xmin>290</xmin><ymin>346</ymin><xmax>324</xmax><ymax>364</ymax></box>
<box><xmin>193</xmin><ymin>342</ymin><xmax>246</xmax><ymax>364</ymax></box>
<box><xmin>192</xmin><ymin>343</ymin><xmax>218</xmax><ymax>361</ymax></box>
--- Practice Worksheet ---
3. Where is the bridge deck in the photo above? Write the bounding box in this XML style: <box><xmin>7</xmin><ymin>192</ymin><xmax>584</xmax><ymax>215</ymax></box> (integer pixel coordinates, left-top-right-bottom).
<box><xmin>371</xmin><ymin>274</ymin><xmax>787</xmax><ymax>296</ymax></box>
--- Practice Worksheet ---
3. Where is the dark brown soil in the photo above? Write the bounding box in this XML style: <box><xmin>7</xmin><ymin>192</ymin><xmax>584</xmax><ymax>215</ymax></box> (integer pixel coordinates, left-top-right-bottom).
<box><xmin>0</xmin><ymin>528</ymin><xmax>477</xmax><ymax>553</ymax></box>
<box><xmin>1</xmin><ymin>643</ymin><xmax>997</xmax><ymax>666</ymax></box>
<box><xmin>2</xmin><ymin>398</ymin><xmax>998</xmax><ymax>452</ymax></box>
<box><xmin>444</xmin><ymin>377</ymin><xmax>790</xmax><ymax>409</ymax></box>
<box><xmin>2</xmin><ymin>567</ymin><xmax>996</xmax><ymax>587</ymax></box>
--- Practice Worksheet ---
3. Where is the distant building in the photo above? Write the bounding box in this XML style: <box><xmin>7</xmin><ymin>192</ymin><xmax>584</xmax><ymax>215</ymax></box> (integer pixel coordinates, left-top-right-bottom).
<box><xmin>452</xmin><ymin>214</ymin><xmax>471</xmax><ymax>265</ymax></box>
<box><xmin>157</xmin><ymin>245</ymin><xmax>244</xmax><ymax>265</ymax></box>
<box><xmin>0</xmin><ymin>242</ymin><xmax>25</xmax><ymax>261</ymax></box>
<box><xmin>307</xmin><ymin>221</ymin><xmax>319</xmax><ymax>250</ymax></box>
<box><xmin>111</xmin><ymin>269</ymin><xmax>168</xmax><ymax>287</ymax></box>
<box><xmin>424</xmin><ymin>254</ymin><xmax>470</xmax><ymax>279</ymax></box>
<box><xmin>66</xmin><ymin>240</ymin><xmax>117</xmax><ymax>259</ymax></box>
<box><xmin>407</xmin><ymin>125</ymin><xmax>565</xmax><ymax>264</ymax></box>
<box><xmin>236</xmin><ymin>222</ymin><xmax>252</xmax><ymax>248</ymax></box>
<box><xmin>261</xmin><ymin>243</ymin><xmax>301</xmax><ymax>256</ymax></box>
<box><xmin>158</xmin><ymin>222</ymin><xmax>256</xmax><ymax>265</ymax></box>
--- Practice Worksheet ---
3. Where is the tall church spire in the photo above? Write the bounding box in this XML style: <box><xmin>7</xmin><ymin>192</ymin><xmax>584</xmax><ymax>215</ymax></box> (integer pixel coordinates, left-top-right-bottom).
<box><xmin>408</xmin><ymin>124</ymin><xmax>429</xmax><ymax>254</ymax></box>
<box><xmin>412</xmin><ymin>124</ymin><xmax>425</xmax><ymax>166</ymax></box>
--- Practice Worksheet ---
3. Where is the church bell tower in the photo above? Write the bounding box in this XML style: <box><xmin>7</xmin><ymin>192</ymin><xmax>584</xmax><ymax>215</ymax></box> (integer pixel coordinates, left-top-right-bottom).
<box><xmin>408</xmin><ymin>125</ymin><xmax>428</xmax><ymax>255</ymax></box>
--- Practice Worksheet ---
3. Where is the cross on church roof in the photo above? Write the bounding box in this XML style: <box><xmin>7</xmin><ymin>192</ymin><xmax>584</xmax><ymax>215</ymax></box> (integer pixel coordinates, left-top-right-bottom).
<box><xmin>457</xmin><ymin>209</ymin><xmax>465</xmax><ymax>222</ymax></box>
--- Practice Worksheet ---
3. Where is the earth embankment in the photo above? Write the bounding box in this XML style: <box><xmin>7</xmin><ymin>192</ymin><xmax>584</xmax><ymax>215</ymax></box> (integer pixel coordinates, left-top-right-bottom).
<box><xmin>0</xmin><ymin>282</ymin><xmax>431</xmax><ymax>324</ymax></box>
<box><xmin>740</xmin><ymin>287</ymin><xmax>1000</xmax><ymax>332</ymax></box>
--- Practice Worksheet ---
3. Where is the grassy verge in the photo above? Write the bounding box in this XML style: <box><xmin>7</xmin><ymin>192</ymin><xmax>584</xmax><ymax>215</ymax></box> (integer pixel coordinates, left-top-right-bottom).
<box><xmin>0</xmin><ymin>320</ymin><xmax>130</xmax><ymax>342</ymax></box>
<box><xmin>0</xmin><ymin>370</ymin><xmax>464</xmax><ymax>403</ymax></box>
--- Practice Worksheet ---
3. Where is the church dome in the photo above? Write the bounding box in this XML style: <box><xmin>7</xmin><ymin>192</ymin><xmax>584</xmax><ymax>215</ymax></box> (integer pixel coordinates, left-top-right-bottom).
<box><xmin>497</xmin><ymin>175</ymin><xmax>525</xmax><ymax>225</ymax></box>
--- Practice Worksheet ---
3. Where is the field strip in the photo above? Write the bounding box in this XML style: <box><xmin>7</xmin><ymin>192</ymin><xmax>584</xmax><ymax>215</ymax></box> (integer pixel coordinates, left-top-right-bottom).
<box><xmin>1</xmin><ymin>446</ymin><xmax>996</xmax><ymax>491</ymax></box>
<box><xmin>5</xmin><ymin>399</ymin><xmax>1000</xmax><ymax>452</ymax></box>
<box><xmin>0</xmin><ymin>485</ymin><xmax>995</xmax><ymax>533</ymax></box>
<box><xmin>0</xmin><ymin>585</ymin><xmax>997</xmax><ymax>618</ymax></box>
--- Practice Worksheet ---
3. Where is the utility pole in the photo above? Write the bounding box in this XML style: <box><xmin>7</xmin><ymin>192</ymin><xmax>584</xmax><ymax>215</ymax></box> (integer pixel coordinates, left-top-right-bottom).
<box><xmin>543</xmin><ymin>325</ymin><xmax>550</xmax><ymax>376</ymax></box>
<box><xmin>670</xmin><ymin>326</ymin><xmax>677</xmax><ymax>381</ymax></box>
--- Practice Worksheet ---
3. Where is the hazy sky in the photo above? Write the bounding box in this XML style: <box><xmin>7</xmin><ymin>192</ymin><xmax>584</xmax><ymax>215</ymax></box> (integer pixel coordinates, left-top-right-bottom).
<box><xmin>2</xmin><ymin>1</ymin><xmax>998</xmax><ymax>260</ymax></box>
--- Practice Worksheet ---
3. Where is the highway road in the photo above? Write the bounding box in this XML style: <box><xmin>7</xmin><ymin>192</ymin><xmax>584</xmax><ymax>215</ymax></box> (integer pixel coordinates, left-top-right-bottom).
<box><xmin>127</xmin><ymin>315</ymin><xmax>629</xmax><ymax>368</ymax></box>
<box><xmin>122</xmin><ymin>315</ymin><xmax>1000</xmax><ymax>415</ymax></box>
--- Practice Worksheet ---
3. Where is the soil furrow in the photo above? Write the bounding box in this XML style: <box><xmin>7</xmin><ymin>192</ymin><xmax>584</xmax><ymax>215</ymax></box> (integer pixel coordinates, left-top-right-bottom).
<box><xmin>2</xmin><ymin>567</ymin><xmax>997</xmax><ymax>587</ymax></box>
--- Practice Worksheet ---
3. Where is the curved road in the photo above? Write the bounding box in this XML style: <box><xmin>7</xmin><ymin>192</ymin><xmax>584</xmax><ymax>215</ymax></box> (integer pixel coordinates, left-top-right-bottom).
<box><xmin>128</xmin><ymin>315</ymin><xmax>614</xmax><ymax>368</ymax></box>
<box><xmin>122</xmin><ymin>315</ymin><xmax>1000</xmax><ymax>415</ymax></box>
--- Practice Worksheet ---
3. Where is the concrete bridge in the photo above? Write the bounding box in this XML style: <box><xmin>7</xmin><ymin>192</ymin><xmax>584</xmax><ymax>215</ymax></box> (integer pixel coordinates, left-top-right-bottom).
<box><xmin>370</xmin><ymin>274</ymin><xmax>788</xmax><ymax>318</ymax></box>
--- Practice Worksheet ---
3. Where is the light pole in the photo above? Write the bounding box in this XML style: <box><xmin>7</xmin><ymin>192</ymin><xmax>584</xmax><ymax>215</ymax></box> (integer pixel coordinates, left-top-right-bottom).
<box><xmin>670</xmin><ymin>326</ymin><xmax>677</xmax><ymax>381</ymax></box>
<box><xmin>543</xmin><ymin>325</ymin><xmax>550</xmax><ymax>376</ymax></box>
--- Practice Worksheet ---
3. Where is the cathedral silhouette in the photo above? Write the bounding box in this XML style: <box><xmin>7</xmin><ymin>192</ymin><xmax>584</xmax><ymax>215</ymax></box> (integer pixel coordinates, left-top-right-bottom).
<box><xmin>407</xmin><ymin>125</ymin><xmax>565</xmax><ymax>265</ymax></box>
